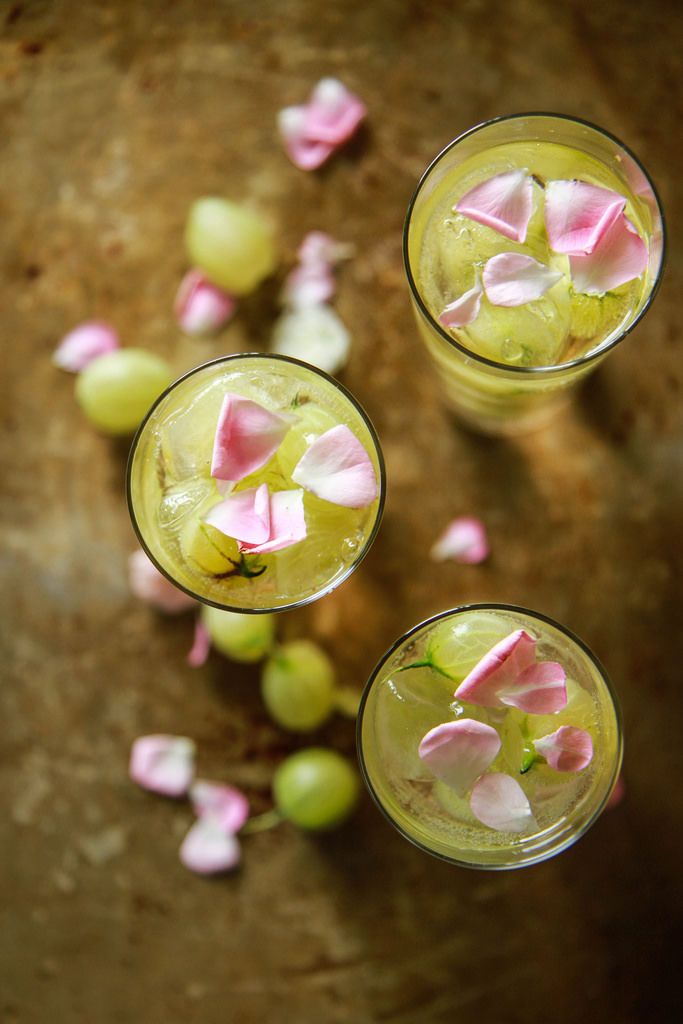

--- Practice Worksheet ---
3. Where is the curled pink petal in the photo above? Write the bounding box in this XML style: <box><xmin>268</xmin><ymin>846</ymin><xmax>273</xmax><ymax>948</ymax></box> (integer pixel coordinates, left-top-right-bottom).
<box><xmin>211</xmin><ymin>393</ymin><xmax>292</xmax><ymax>482</ymax></box>
<box><xmin>298</xmin><ymin>231</ymin><xmax>354</xmax><ymax>266</ymax></box>
<box><xmin>187</xmin><ymin>618</ymin><xmax>211</xmax><ymax>668</ymax></box>
<box><xmin>499</xmin><ymin>661</ymin><xmax>567</xmax><ymax>714</ymax></box>
<box><xmin>179</xmin><ymin>817</ymin><xmax>241</xmax><ymax>874</ymax></box>
<box><xmin>281</xmin><ymin>262</ymin><xmax>336</xmax><ymax>308</ymax></box>
<box><xmin>204</xmin><ymin>484</ymin><xmax>271</xmax><ymax>545</ymax></box>
<box><xmin>418</xmin><ymin>720</ymin><xmax>501</xmax><ymax>796</ymax></box>
<box><xmin>128</xmin><ymin>549</ymin><xmax>196</xmax><ymax>614</ymax></box>
<box><xmin>545</xmin><ymin>180</ymin><xmax>625</xmax><ymax>255</ymax></box>
<box><xmin>52</xmin><ymin>322</ymin><xmax>119</xmax><ymax>372</ymax></box>
<box><xmin>470</xmin><ymin>773</ymin><xmax>536</xmax><ymax>833</ymax></box>
<box><xmin>438</xmin><ymin>282</ymin><xmax>483</xmax><ymax>329</ymax></box>
<box><xmin>292</xmin><ymin>425</ymin><xmax>377</xmax><ymax>508</ymax></box>
<box><xmin>129</xmin><ymin>735</ymin><xmax>195</xmax><ymax>797</ymax></box>
<box><xmin>569</xmin><ymin>214</ymin><xmax>648</xmax><ymax>295</ymax></box>
<box><xmin>190</xmin><ymin>780</ymin><xmax>250</xmax><ymax>833</ymax></box>
<box><xmin>174</xmin><ymin>269</ymin><xmax>236</xmax><ymax>335</ymax></box>
<box><xmin>278</xmin><ymin>79</ymin><xmax>366</xmax><ymax>171</ymax></box>
<box><xmin>239</xmin><ymin>488</ymin><xmax>307</xmax><ymax>555</ymax></box>
<box><xmin>533</xmin><ymin>725</ymin><xmax>594</xmax><ymax>772</ymax></box>
<box><xmin>606</xmin><ymin>774</ymin><xmax>625</xmax><ymax>810</ymax></box>
<box><xmin>454</xmin><ymin>630</ymin><xmax>537</xmax><ymax>708</ymax></box>
<box><xmin>456</xmin><ymin>170</ymin><xmax>534</xmax><ymax>243</ymax></box>
<box><xmin>430</xmin><ymin>516</ymin><xmax>489</xmax><ymax>564</ymax></box>
<box><xmin>483</xmin><ymin>253</ymin><xmax>563</xmax><ymax>307</ymax></box>
<box><xmin>278</xmin><ymin>106</ymin><xmax>335</xmax><ymax>171</ymax></box>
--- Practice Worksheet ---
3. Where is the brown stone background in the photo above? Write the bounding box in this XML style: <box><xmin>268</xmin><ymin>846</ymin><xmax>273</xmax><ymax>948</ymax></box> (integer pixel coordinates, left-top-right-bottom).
<box><xmin>1</xmin><ymin>1</ymin><xmax>682</xmax><ymax>1021</ymax></box>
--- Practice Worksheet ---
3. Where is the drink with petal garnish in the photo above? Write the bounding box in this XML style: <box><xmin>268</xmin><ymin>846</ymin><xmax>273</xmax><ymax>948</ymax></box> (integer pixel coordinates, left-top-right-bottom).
<box><xmin>127</xmin><ymin>354</ymin><xmax>384</xmax><ymax>612</ymax></box>
<box><xmin>357</xmin><ymin>605</ymin><xmax>622</xmax><ymax>869</ymax></box>
<box><xmin>404</xmin><ymin>113</ymin><xmax>665</xmax><ymax>434</ymax></box>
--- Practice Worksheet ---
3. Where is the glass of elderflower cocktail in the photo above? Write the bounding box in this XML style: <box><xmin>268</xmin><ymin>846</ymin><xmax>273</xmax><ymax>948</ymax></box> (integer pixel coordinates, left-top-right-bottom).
<box><xmin>127</xmin><ymin>353</ymin><xmax>385</xmax><ymax>612</ymax></box>
<box><xmin>404</xmin><ymin>113</ymin><xmax>665</xmax><ymax>434</ymax></box>
<box><xmin>357</xmin><ymin>604</ymin><xmax>622</xmax><ymax>869</ymax></box>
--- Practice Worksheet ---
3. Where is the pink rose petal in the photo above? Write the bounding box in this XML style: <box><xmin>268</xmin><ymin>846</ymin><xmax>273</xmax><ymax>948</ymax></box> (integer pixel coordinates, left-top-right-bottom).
<box><xmin>204</xmin><ymin>484</ymin><xmax>271</xmax><ymax>545</ymax></box>
<box><xmin>418</xmin><ymin>720</ymin><xmax>501</xmax><ymax>796</ymax></box>
<box><xmin>470</xmin><ymin>773</ymin><xmax>536</xmax><ymax>833</ymax></box>
<box><xmin>190</xmin><ymin>780</ymin><xmax>250</xmax><ymax>833</ymax></box>
<box><xmin>454</xmin><ymin>630</ymin><xmax>537</xmax><ymax>708</ymax></box>
<box><xmin>278</xmin><ymin>79</ymin><xmax>366</xmax><ymax>171</ymax></box>
<box><xmin>128</xmin><ymin>549</ymin><xmax>196</xmax><ymax>614</ymax></box>
<box><xmin>483</xmin><ymin>253</ymin><xmax>563</xmax><ymax>307</ymax></box>
<box><xmin>179</xmin><ymin>817</ymin><xmax>241</xmax><ymax>874</ymax></box>
<box><xmin>499</xmin><ymin>661</ymin><xmax>567</xmax><ymax>715</ymax></box>
<box><xmin>297</xmin><ymin>231</ymin><xmax>354</xmax><ymax>266</ymax></box>
<box><xmin>430</xmin><ymin>516</ymin><xmax>489</xmax><ymax>564</ymax></box>
<box><xmin>438</xmin><ymin>282</ymin><xmax>483</xmax><ymax>329</ymax></box>
<box><xmin>187</xmin><ymin>618</ymin><xmax>211</xmax><ymax>668</ymax></box>
<box><xmin>569</xmin><ymin>214</ymin><xmax>648</xmax><ymax>295</ymax></box>
<box><xmin>456</xmin><ymin>170</ymin><xmax>534</xmax><ymax>243</ymax></box>
<box><xmin>545</xmin><ymin>180</ymin><xmax>626</xmax><ymax>255</ymax></box>
<box><xmin>281</xmin><ymin>261</ymin><xmax>336</xmax><ymax>308</ymax></box>
<box><xmin>533</xmin><ymin>726</ymin><xmax>594</xmax><ymax>772</ymax></box>
<box><xmin>606</xmin><ymin>774</ymin><xmax>625</xmax><ymax>810</ymax></box>
<box><xmin>174</xmin><ymin>269</ymin><xmax>236</xmax><ymax>335</ymax></box>
<box><xmin>53</xmin><ymin>322</ymin><xmax>120</xmax><ymax>372</ymax></box>
<box><xmin>129</xmin><ymin>735</ymin><xmax>195</xmax><ymax>797</ymax></box>
<box><xmin>211</xmin><ymin>393</ymin><xmax>292</xmax><ymax>483</ymax></box>
<box><xmin>278</xmin><ymin>106</ymin><xmax>336</xmax><ymax>171</ymax></box>
<box><xmin>239</xmin><ymin>489</ymin><xmax>307</xmax><ymax>555</ymax></box>
<box><xmin>292</xmin><ymin>424</ymin><xmax>377</xmax><ymax>508</ymax></box>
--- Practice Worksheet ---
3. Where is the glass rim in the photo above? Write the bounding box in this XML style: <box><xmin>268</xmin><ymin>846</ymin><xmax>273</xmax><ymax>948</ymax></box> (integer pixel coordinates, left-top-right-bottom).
<box><xmin>126</xmin><ymin>351</ymin><xmax>387</xmax><ymax>615</ymax></box>
<box><xmin>403</xmin><ymin>110</ymin><xmax>667</xmax><ymax>377</ymax></box>
<box><xmin>356</xmin><ymin>602</ymin><xmax>624</xmax><ymax>870</ymax></box>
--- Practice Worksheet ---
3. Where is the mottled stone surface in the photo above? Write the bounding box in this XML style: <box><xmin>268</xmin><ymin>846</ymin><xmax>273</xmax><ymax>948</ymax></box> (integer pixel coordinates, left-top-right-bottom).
<box><xmin>1</xmin><ymin>1</ymin><xmax>682</xmax><ymax>1021</ymax></box>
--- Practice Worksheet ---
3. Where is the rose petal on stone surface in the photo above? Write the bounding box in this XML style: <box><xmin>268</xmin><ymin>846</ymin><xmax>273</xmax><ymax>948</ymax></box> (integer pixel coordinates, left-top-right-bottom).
<box><xmin>190</xmin><ymin>780</ymin><xmax>250</xmax><ymax>833</ymax></box>
<box><xmin>239</xmin><ymin>489</ymin><xmax>307</xmax><ymax>554</ymax></box>
<box><xmin>271</xmin><ymin>304</ymin><xmax>351</xmax><ymax>376</ymax></box>
<box><xmin>438</xmin><ymin>282</ymin><xmax>483</xmax><ymax>328</ymax></box>
<box><xmin>483</xmin><ymin>253</ymin><xmax>563</xmax><ymax>307</ymax></box>
<box><xmin>455</xmin><ymin>170</ymin><xmax>534</xmax><ymax>243</ymax></box>
<box><xmin>128</xmin><ymin>549</ymin><xmax>196</xmax><ymax>614</ymax></box>
<box><xmin>569</xmin><ymin>214</ymin><xmax>648</xmax><ymax>295</ymax></box>
<box><xmin>533</xmin><ymin>726</ymin><xmax>594</xmax><ymax>772</ymax></box>
<box><xmin>281</xmin><ymin>262</ymin><xmax>336</xmax><ymax>308</ymax></box>
<box><xmin>211</xmin><ymin>393</ymin><xmax>292</xmax><ymax>482</ymax></box>
<box><xmin>499</xmin><ymin>661</ymin><xmax>567</xmax><ymax>715</ymax></box>
<box><xmin>297</xmin><ymin>231</ymin><xmax>354</xmax><ymax>266</ymax></box>
<box><xmin>53</xmin><ymin>322</ymin><xmax>120</xmax><ymax>372</ymax></box>
<box><xmin>174</xmin><ymin>269</ymin><xmax>236</xmax><ymax>335</ymax></box>
<box><xmin>454</xmin><ymin>630</ymin><xmax>537</xmax><ymax>708</ymax></box>
<box><xmin>606</xmin><ymin>774</ymin><xmax>625</xmax><ymax>810</ymax></box>
<box><xmin>179</xmin><ymin>817</ymin><xmax>241</xmax><ymax>875</ymax></box>
<box><xmin>187</xmin><ymin>618</ymin><xmax>211</xmax><ymax>668</ymax></box>
<box><xmin>278</xmin><ymin>106</ymin><xmax>336</xmax><ymax>171</ymax></box>
<box><xmin>303</xmin><ymin>77</ymin><xmax>367</xmax><ymax>145</ymax></box>
<box><xmin>470</xmin><ymin>773</ymin><xmax>536</xmax><ymax>833</ymax></box>
<box><xmin>204</xmin><ymin>484</ymin><xmax>271</xmax><ymax>545</ymax></box>
<box><xmin>430</xmin><ymin>516</ymin><xmax>489</xmax><ymax>564</ymax></box>
<box><xmin>129</xmin><ymin>735</ymin><xmax>196</xmax><ymax>797</ymax></box>
<box><xmin>418</xmin><ymin>720</ymin><xmax>501</xmax><ymax>796</ymax></box>
<box><xmin>544</xmin><ymin>180</ymin><xmax>626</xmax><ymax>255</ymax></box>
<box><xmin>291</xmin><ymin>424</ymin><xmax>377</xmax><ymax>508</ymax></box>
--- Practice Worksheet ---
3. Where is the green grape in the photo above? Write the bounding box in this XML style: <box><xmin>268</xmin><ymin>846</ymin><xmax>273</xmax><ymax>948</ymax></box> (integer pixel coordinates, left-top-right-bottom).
<box><xmin>180</xmin><ymin>517</ymin><xmax>239</xmax><ymax>575</ymax></box>
<box><xmin>75</xmin><ymin>349</ymin><xmax>173</xmax><ymax>435</ymax></box>
<box><xmin>426</xmin><ymin>612</ymin><xmax>510</xmax><ymax>682</ymax></box>
<box><xmin>273</xmin><ymin>748</ymin><xmax>360</xmax><ymax>830</ymax></box>
<box><xmin>261</xmin><ymin>640</ymin><xmax>335</xmax><ymax>732</ymax></box>
<box><xmin>202</xmin><ymin>605</ymin><xmax>275</xmax><ymax>663</ymax></box>
<box><xmin>185</xmin><ymin>198</ymin><xmax>276</xmax><ymax>295</ymax></box>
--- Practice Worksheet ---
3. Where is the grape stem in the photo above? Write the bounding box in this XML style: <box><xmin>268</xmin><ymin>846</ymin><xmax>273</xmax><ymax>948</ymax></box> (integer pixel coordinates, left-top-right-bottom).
<box><xmin>240</xmin><ymin>808</ymin><xmax>283</xmax><ymax>835</ymax></box>
<box><xmin>397</xmin><ymin>658</ymin><xmax>454</xmax><ymax>681</ymax></box>
<box><xmin>212</xmin><ymin>554</ymin><xmax>267</xmax><ymax>581</ymax></box>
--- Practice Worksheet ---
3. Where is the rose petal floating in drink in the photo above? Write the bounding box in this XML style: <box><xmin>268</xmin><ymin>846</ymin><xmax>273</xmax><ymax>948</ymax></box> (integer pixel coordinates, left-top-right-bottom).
<box><xmin>128</xmin><ymin>549</ymin><xmax>196</xmax><ymax>614</ymax></box>
<box><xmin>129</xmin><ymin>735</ymin><xmax>196</xmax><ymax>797</ymax></box>
<box><xmin>470</xmin><ymin>772</ymin><xmax>537</xmax><ymax>832</ymax></box>
<box><xmin>278</xmin><ymin>78</ymin><xmax>366</xmax><ymax>171</ymax></box>
<box><xmin>534</xmin><ymin>725</ymin><xmax>594</xmax><ymax>772</ymax></box>
<box><xmin>454</xmin><ymin>629</ymin><xmax>567</xmax><ymax>713</ymax></box>
<box><xmin>240</xmin><ymin>489</ymin><xmax>307</xmax><ymax>555</ymax></box>
<box><xmin>179</xmin><ymin>816</ymin><xmax>242</xmax><ymax>874</ymax></box>
<box><xmin>271</xmin><ymin>304</ymin><xmax>351</xmax><ymax>375</ymax></box>
<box><xmin>187</xmin><ymin>617</ymin><xmax>211</xmax><ymax>668</ymax></box>
<box><xmin>174</xmin><ymin>269</ymin><xmax>236</xmax><ymax>335</ymax></box>
<box><xmin>544</xmin><ymin>180</ymin><xmax>625</xmax><ymax>255</ymax></box>
<box><xmin>568</xmin><ymin>214</ymin><xmax>648</xmax><ymax>295</ymax></box>
<box><xmin>438</xmin><ymin>282</ymin><xmax>483</xmax><ymax>329</ymax></box>
<box><xmin>430</xmin><ymin>516</ymin><xmax>489</xmax><ymax>564</ymax></box>
<box><xmin>204</xmin><ymin>483</ymin><xmax>271</xmax><ymax>545</ymax></box>
<box><xmin>483</xmin><ymin>253</ymin><xmax>563</xmax><ymax>307</ymax></box>
<box><xmin>211</xmin><ymin>394</ymin><xmax>292</xmax><ymax>482</ymax></box>
<box><xmin>52</xmin><ymin>321</ymin><xmax>120</xmax><ymax>372</ymax></box>
<box><xmin>418</xmin><ymin>720</ymin><xmax>501</xmax><ymax>796</ymax></box>
<box><xmin>292</xmin><ymin>424</ymin><xmax>377</xmax><ymax>508</ymax></box>
<box><xmin>190</xmin><ymin>780</ymin><xmax>250</xmax><ymax>834</ymax></box>
<box><xmin>455</xmin><ymin>169</ymin><xmax>534</xmax><ymax>243</ymax></box>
